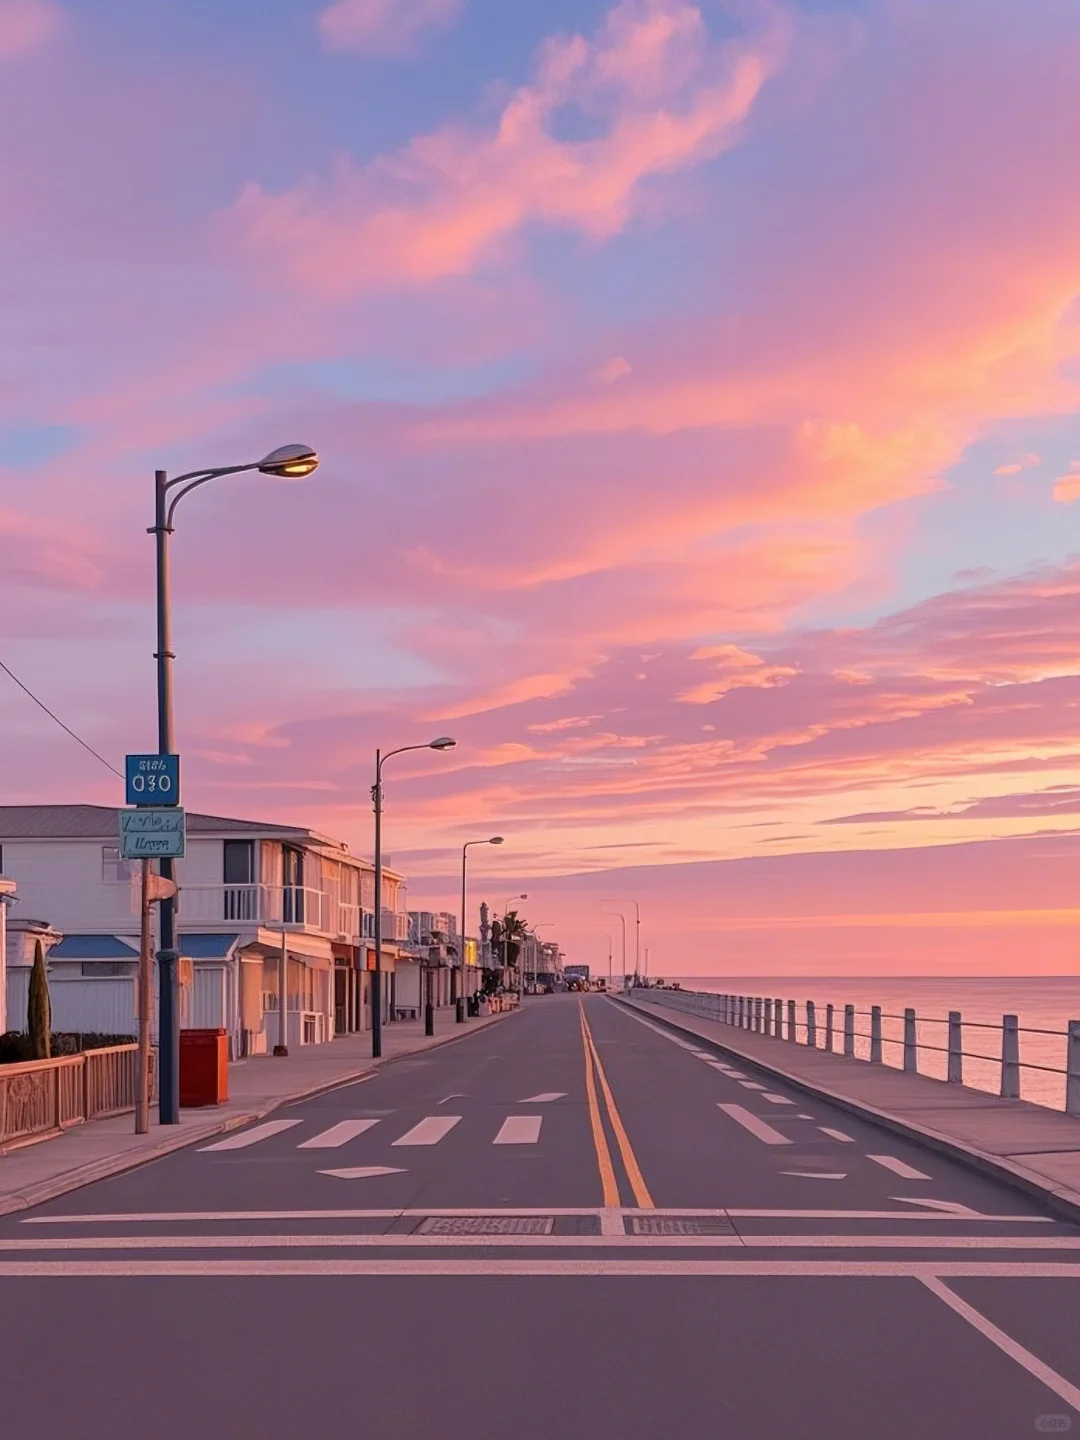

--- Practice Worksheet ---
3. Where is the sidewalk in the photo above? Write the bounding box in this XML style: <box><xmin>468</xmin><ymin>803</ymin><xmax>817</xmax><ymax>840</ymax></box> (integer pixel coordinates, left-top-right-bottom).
<box><xmin>622</xmin><ymin>994</ymin><xmax>1080</xmax><ymax>1225</ymax></box>
<box><xmin>0</xmin><ymin>1004</ymin><xmax>516</xmax><ymax>1217</ymax></box>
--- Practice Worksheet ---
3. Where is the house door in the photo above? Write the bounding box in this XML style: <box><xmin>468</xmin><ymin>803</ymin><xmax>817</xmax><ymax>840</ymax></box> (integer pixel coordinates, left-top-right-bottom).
<box><xmin>283</xmin><ymin>845</ymin><xmax>305</xmax><ymax>924</ymax></box>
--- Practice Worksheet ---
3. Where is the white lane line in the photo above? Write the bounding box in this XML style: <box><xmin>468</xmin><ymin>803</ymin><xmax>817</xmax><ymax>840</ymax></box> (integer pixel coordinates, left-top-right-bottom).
<box><xmin>318</xmin><ymin>1166</ymin><xmax>406</xmax><ymax>1180</ymax></box>
<box><xmin>780</xmin><ymin>1171</ymin><xmax>847</xmax><ymax>1180</ymax></box>
<box><xmin>21</xmin><ymin>1206</ymin><xmax>1052</xmax><ymax>1225</ymax></box>
<box><xmin>392</xmin><ymin>1116</ymin><xmax>462</xmax><ymax>1147</ymax></box>
<box><xmin>519</xmin><ymin>1092</ymin><xmax>566</xmax><ymax>1103</ymax></box>
<box><xmin>868</xmin><ymin>1154</ymin><xmax>931</xmax><ymax>1181</ymax></box>
<box><xmin>922</xmin><ymin>1275</ymin><xmax>1080</xmax><ymax>1414</ymax></box>
<box><xmin>297</xmin><ymin>1120</ymin><xmax>380</xmax><ymax>1150</ymax></box>
<box><xmin>5</xmin><ymin>1259</ymin><xmax>1080</xmax><ymax>1277</ymax></box>
<box><xmin>198</xmin><ymin>1120</ymin><xmax>302</xmax><ymax>1152</ymax></box>
<box><xmin>738</xmin><ymin>1081</ymin><xmax>767</xmax><ymax>1090</ymax></box>
<box><xmin>762</xmin><ymin>1094</ymin><xmax>795</xmax><ymax>1105</ymax></box>
<box><xmin>797</xmin><ymin>1114</ymin><xmax>815</xmax><ymax>1119</ymax></box>
<box><xmin>717</xmin><ymin>1103</ymin><xmax>792</xmax><ymax>1145</ymax></box>
<box><xmin>820</xmin><ymin>1127</ymin><xmax>856</xmax><ymax>1143</ymax></box>
<box><xmin>493</xmin><ymin>1116</ymin><xmax>543</xmax><ymax>1144</ymax></box>
<box><xmin>892</xmin><ymin>1197</ymin><xmax>980</xmax><ymax>1217</ymax></box>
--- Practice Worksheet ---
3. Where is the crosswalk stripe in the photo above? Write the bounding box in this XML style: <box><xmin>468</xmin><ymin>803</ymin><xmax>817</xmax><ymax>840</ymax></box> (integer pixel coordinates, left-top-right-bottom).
<box><xmin>738</xmin><ymin>1081</ymin><xmax>767</xmax><ymax>1090</ymax></box>
<box><xmin>820</xmin><ymin>1127</ymin><xmax>856</xmax><ymax>1143</ymax></box>
<box><xmin>717</xmin><ymin>1104</ymin><xmax>792</xmax><ymax>1146</ymax></box>
<box><xmin>298</xmin><ymin>1120</ymin><xmax>381</xmax><ymax>1150</ymax></box>
<box><xmin>392</xmin><ymin>1116</ymin><xmax>461</xmax><ymax>1147</ymax></box>
<box><xmin>762</xmin><ymin>1094</ymin><xmax>794</xmax><ymax>1105</ymax></box>
<box><xmin>868</xmin><ymin>1154</ymin><xmax>931</xmax><ymax>1181</ymax></box>
<box><xmin>519</xmin><ymin>1093</ymin><xmax>566</xmax><ymax>1103</ymax></box>
<box><xmin>199</xmin><ymin>1121</ymin><xmax>302</xmax><ymax>1152</ymax></box>
<box><xmin>493</xmin><ymin>1116</ymin><xmax>543</xmax><ymax>1144</ymax></box>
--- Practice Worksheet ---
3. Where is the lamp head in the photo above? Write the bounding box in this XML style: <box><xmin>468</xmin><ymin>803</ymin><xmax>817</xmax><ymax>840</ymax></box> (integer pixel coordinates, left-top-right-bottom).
<box><xmin>429</xmin><ymin>736</ymin><xmax>456</xmax><ymax>751</ymax></box>
<box><xmin>258</xmin><ymin>443</ymin><xmax>319</xmax><ymax>479</ymax></box>
<box><xmin>489</xmin><ymin>836</ymin><xmax>504</xmax><ymax>845</ymax></box>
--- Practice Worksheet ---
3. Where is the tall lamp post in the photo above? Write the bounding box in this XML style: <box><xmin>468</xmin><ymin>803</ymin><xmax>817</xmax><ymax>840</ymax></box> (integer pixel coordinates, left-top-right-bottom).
<box><xmin>152</xmin><ymin>442</ymin><xmax>318</xmax><ymax>1125</ymax></box>
<box><xmin>459</xmin><ymin>837</ymin><xmax>503</xmax><ymax>1023</ymax></box>
<box><xmin>602</xmin><ymin>898</ymin><xmax>640</xmax><ymax>983</ymax></box>
<box><xmin>371</xmin><ymin>736</ymin><xmax>456</xmax><ymax>1058</ymax></box>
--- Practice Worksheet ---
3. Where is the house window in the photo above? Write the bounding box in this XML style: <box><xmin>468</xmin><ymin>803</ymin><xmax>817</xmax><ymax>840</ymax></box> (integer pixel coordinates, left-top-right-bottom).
<box><xmin>282</xmin><ymin>845</ymin><xmax>305</xmax><ymax>924</ymax></box>
<box><xmin>81</xmin><ymin>961</ymin><xmax>132</xmax><ymax>978</ymax></box>
<box><xmin>102</xmin><ymin>847</ymin><xmax>134</xmax><ymax>884</ymax></box>
<box><xmin>223</xmin><ymin>840</ymin><xmax>256</xmax><ymax>921</ymax></box>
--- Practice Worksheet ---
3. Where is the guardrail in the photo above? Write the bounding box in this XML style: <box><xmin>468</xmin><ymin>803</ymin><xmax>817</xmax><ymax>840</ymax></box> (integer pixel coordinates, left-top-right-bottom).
<box><xmin>0</xmin><ymin>1044</ymin><xmax>155</xmax><ymax>1153</ymax></box>
<box><xmin>631</xmin><ymin>987</ymin><xmax>1080</xmax><ymax>1114</ymax></box>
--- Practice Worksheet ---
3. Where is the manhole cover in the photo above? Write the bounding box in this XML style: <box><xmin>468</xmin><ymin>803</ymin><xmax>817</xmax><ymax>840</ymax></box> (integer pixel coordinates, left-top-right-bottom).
<box><xmin>418</xmin><ymin>1216</ymin><xmax>555</xmax><ymax>1236</ymax></box>
<box><xmin>630</xmin><ymin>1216</ymin><xmax>736</xmax><ymax>1236</ymax></box>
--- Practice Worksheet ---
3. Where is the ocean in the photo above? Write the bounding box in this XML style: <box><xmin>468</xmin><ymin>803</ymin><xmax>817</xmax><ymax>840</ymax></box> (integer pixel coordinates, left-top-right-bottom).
<box><xmin>666</xmin><ymin>975</ymin><xmax>1080</xmax><ymax>1112</ymax></box>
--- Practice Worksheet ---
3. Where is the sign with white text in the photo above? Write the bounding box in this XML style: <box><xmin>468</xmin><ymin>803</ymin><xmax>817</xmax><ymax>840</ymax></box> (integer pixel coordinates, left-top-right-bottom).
<box><xmin>125</xmin><ymin>753</ymin><xmax>180</xmax><ymax>807</ymax></box>
<box><xmin>120</xmin><ymin>807</ymin><xmax>186</xmax><ymax>859</ymax></box>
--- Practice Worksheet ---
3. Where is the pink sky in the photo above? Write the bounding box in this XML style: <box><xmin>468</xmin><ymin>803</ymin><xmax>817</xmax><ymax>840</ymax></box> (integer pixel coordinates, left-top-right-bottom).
<box><xmin>2</xmin><ymin>0</ymin><xmax>1080</xmax><ymax>974</ymax></box>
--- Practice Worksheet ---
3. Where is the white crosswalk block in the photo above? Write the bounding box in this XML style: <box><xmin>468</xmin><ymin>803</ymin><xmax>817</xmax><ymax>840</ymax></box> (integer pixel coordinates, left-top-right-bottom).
<box><xmin>820</xmin><ymin>1127</ymin><xmax>856</xmax><ymax>1143</ymax></box>
<box><xmin>738</xmin><ymin>1081</ymin><xmax>767</xmax><ymax>1090</ymax></box>
<box><xmin>199</xmin><ymin>1120</ymin><xmax>302</xmax><ymax>1152</ymax></box>
<box><xmin>868</xmin><ymin>1154</ymin><xmax>931</xmax><ymax>1181</ymax></box>
<box><xmin>762</xmin><ymin>1094</ymin><xmax>794</xmax><ymax>1105</ymax></box>
<box><xmin>493</xmin><ymin>1116</ymin><xmax>543</xmax><ymax>1144</ymax></box>
<box><xmin>298</xmin><ymin>1120</ymin><xmax>381</xmax><ymax>1150</ymax></box>
<box><xmin>519</xmin><ymin>1093</ymin><xmax>566</xmax><ymax>1103</ymax></box>
<box><xmin>392</xmin><ymin>1116</ymin><xmax>462</xmax><ymax>1147</ymax></box>
<box><xmin>717</xmin><ymin>1103</ymin><xmax>792</xmax><ymax>1146</ymax></box>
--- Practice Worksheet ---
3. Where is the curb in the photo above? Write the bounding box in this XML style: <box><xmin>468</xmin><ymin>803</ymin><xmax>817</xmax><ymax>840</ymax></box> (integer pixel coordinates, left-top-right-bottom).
<box><xmin>0</xmin><ymin>1008</ymin><xmax>519</xmax><ymax>1218</ymax></box>
<box><xmin>617</xmin><ymin>996</ymin><xmax>1080</xmax><ymax>1228</ymax></box>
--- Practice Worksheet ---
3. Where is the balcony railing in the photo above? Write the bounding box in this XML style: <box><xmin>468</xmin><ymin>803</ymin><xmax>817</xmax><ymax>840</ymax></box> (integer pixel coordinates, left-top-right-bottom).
<box><xmin>178</xmin><ymin>886</ymin><xmax>408</xmax><ymax>946</ymax></box>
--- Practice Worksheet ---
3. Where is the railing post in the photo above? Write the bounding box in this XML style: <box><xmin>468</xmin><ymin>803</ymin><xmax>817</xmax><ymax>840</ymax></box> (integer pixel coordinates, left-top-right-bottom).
<box><xmin>1001</xmin><ymin>1014</ymin><xmax>1020</xmax><ymax>1100</ymax></box>
<box><xmin>739</xmin><ymin>996</ymin><xmax>746</xmax><ymax>1029</ymax></box>
<box><xmin>825</xmin><ymin>1003</ymin><xmax>834</xmax><ymax>1053</ymax></box>
<box><xmin>1067</xmin><ymin>1022</ymin><xmax>1080</xmax><ymax>1115</ymax></box>
<box><xmin>787</xmin><ymin>999</ymin><xmax>796</xmax><ymax>1040</ymax></box>
<box><xmin>806</xmin><ymin>1001</ymin><xmax>816</xmax><ymax>1048</ymax></box>
<box><xmin>947</xmin><ymin>1011</ymin><xmax>963</xmax><ymax>1084</ymax></box>
<box><xmin>870</xmin><ymin>1006</ymin><xmax>882</xmax><ymax>1063</ymax></box>
<box><xmin>775</xmin><ymin>999</ymin><xmax>783</xmax><ymax>1039</ymax></box>
<box><xmin>843</xmin><ymin>1004</ymin><xmax>855</xmax><ymax>1057</ymax></box>
<box><xmin>755</xmin><ymin>997</ymin><xmax>763</xmax><ymax>1033</ymax></box>
<box><xmin>764</xmin><ymin>998</ymin><xmax>773</xmax><ymax>1036</ymax></box>
<box><xmin>82</xmin><ymin>1053</ymin><xmax>91</xmax><ymax>1121</ymax></box>
<box><xmin>903</xmin><ymin>1008</ymin><xmax>917</xmax><ymax>1073</ymax></box>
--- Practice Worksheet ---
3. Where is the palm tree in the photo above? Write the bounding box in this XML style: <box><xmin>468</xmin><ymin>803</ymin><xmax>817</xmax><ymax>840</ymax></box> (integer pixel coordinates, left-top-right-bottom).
<box><xmin>500</xmin><ymin>910</ymin><xmax>528</xmax><ymax>977</ymax></box>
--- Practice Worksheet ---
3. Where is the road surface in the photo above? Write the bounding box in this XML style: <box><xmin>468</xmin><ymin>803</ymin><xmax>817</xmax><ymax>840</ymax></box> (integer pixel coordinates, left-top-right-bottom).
<box><xmin>2</xmin><ymin>994</ymin><xmax>1079</xmax><ymax>1438</ymax></box>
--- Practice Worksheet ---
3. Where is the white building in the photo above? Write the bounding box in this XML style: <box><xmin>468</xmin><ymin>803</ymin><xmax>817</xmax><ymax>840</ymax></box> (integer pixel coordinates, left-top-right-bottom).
<box><xmin>0</xmin><ymin>806</ymin><xmax>412</xmax><ymax>1057</ymax></box>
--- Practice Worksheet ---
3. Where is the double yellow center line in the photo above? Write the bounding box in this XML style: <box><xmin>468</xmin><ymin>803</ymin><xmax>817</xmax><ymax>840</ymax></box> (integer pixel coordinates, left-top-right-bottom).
<box><xmin>578</xmin><ymin>1002</ymin><xmax>654</xmax><ymax>1209</ymax></box>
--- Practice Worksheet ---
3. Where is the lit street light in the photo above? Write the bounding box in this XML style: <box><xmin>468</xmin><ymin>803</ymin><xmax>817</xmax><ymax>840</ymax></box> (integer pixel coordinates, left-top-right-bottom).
<box><xmin>459</xmin><ymin>837</ymin><xmax>503</xmax><ymax>1024</ymax></box>
<box><xmin>151</xmin><ymin>443</ymin><xmax>318</xmax><ymax>1125</ymax></box>
<box><xmin>371</xmin><ymin>737</ymin><xmax>456</xmax><ymax>1056</ymax></box>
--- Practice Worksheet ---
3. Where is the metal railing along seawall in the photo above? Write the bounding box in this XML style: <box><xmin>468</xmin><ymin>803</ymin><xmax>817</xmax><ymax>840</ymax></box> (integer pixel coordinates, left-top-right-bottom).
<box><xmin>0</xmin><ymin>1044</ymin><xmax>155</xmax><ymax>1153</ymax></box>
<box><xmin>630</xmin><ymin>986</ymin><xmax>1080</xmax><ymax>1115</ymax></box>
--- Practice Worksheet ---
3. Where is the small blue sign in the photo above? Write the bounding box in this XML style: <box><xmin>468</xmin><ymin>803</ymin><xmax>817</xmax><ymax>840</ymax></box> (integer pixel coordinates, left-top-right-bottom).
<box><xmin>125</xmin><ymin>754</ymin><xmax>180</xmax><ymax>807</ymax></box>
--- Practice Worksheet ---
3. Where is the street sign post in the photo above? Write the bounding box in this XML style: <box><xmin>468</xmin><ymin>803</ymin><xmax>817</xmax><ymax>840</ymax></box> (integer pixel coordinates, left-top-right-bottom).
<box><xmin>125</xmin><ymin>753</ymin><xmax>180</xmax><ymax>807</ymax></box>
<box><xmin>120</xmin><ymin>807</ymin><xmax>186</xmax><ymax>859</ymax></box>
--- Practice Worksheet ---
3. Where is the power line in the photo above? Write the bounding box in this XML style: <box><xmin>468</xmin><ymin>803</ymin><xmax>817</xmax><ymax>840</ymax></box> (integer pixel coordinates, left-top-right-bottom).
<box><xmin>0</xmin><ymin>656</ymin><xmax>123</xmax><ymax>780</ymax></box>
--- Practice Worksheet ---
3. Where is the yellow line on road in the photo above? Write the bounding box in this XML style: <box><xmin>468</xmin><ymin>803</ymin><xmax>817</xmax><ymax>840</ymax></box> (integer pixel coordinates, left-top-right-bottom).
<box><xmin>580</xmin><ymin>1005</ymin><xmax>655</xmax><ymax>1210</ymax></box>
<box><xmin>579</xmin><ymin>1003</ymin><xmax>620</xmax><ymax>1208</ymax></box>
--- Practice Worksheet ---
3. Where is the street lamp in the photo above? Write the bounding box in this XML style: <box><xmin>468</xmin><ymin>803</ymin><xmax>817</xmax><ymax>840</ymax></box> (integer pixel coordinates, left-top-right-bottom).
<box><xmin>602</xmin><ymin>898</ymin><xmax>640</xmax><ymax>983</ymax></box>
<box><xmin>602</xmin><ymin>907</ymin><xmax>627</xmax><ymax>984</ymax></box>
<box><xmin>459</xmin><ymin>837</ymin><xmax>503</xmax><ymax>1024</ymax></box>
<box><xmin>151</xmin><ymin>443</ymin><xmax>318</xmax><ymax>1125</ymax></box>
<box><xmin>371</xmin><ymin>736</ymin><xmax>456</xmax><ymax>1057</ymax></box>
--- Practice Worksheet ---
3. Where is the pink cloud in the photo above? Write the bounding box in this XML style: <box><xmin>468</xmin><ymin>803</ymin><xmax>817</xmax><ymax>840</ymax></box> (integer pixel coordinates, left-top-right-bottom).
<box><xmin>318</xmin><ymin>0</ymin><xmax>462</xmax><ymax>55</ymax></box>
<box><xmin>1053</xmin><ymin>461</ymin><xmax>1080</xmax><ymax>503</ymax></box>
<box><xmin>229</xmin><ymin>0</ymin><xmax>785</xmax><ymax>296</ymax></box>
<box><xmin>994</xmin><ymin>452</ymin><xmax>1040</xmax><ymax>475</ymax></box>
<box><xmin>0</xmin><ymin>0</ymin><xmax>60</xmax><ymax>60</ymax></box>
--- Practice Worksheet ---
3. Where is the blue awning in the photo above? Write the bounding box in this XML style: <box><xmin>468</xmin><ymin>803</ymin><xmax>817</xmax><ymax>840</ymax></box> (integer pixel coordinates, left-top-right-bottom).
<box><xmin>49</xmin><ymin>934</ymin><xmax>139</xmax><ymax>960</ymax></box>
<box><xmin>178</xmin><ymin>932</ymin><xmax>239</xmax><ymax>960</ymax></box>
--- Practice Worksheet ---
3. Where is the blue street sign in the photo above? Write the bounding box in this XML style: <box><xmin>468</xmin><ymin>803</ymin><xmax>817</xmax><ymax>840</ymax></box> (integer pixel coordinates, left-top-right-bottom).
<box><xmin>125</xmin><ymin>753</ymin><xmax>180</xmax><ymax>807</ymax></box>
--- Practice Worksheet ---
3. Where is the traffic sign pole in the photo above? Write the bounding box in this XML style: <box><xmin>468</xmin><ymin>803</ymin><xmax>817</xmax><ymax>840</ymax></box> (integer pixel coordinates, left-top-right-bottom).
<box><xmin>153</xmin><ymin>469</ymin><xmax>180</xmax><ymax>1125</ymax></box>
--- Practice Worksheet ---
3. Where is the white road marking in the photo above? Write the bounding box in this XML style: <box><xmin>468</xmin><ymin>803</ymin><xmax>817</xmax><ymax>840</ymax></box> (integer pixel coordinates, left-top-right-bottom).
<box><xmin>297</xmin><ymin>1120</ymin><xmax>380</xmax><ymax>1149</ymax></box>
<box><xmin>868</xmin><ymin>1154</ymin><xmax>931</xmax><ymax>1181</ymax></box>
<box><xmin>519</xmin><ymin>1092</ymin><xmax>566</xmax><ymax>1103</ymax></box>
<box><xmin>493</xmin><ymin>1116</ymin><xmax>543</xmax><ymax>1144</ymax></box>
<box><xmin>797</xmin><ymin>1114</ymin><xmax>815</xmax><ymax>1119</ymax></box>
<box><xmin>709</xmin><ymin>1064</ymin><xmax>745</xmax><ymax>1076</ymax></box>
<box><xmin>780</xmin><ymin>1172</ymin><xmax>847</xmax><ymax>1180</ymax></box>
<box><xmin>437</xmin><ymin>1095</ymin><xmax>469</xmax><ymax>1105</ymax></box>
<box><xmin>4</xmin><ymin>1233</ymin><xmax>1080</xmax><ymax>1253</ymax></box>
<box><xmin>922</xmin><ymin>1275</ymin><xmax>1080</xmax><ymax>1413</ymax></box>
<box><xmin>717</xmin><ymin>1103</ymin><xmax>792</xmax><ymax>1145</ymax></box>
<box><xmin>21</xmin><ymin>1205</ymin><xmax>1051</xmax><ymax>1226</ymax></box>
<box><xmin>198</xmin><ymin>1120</ymin><xmax>302</xmax><ymax>1152</ymax></box>
<box><xmin>762</xmin><ymin>1094</ymin><xmax>795</xmax><ymax>1105</ymax></box>
<box><xmin>392</xmin><ymin>1116</ymin><xmax>462</xmax><ymax>1146</ymax></box>
<box><xmin>820</xmin><ymin>1127</ymin><xmax>856</xmax><ymax>1143</ymax></box>
<box><xmin>317</xmin><ymin>1166</ymin><xmax>406</xmax><ymax>1180</ymax></box>
<box><xmin>738</xmin><ymin>1081</ymin><xmax>767</xmax><ymax>1090</ymax></box>
<box><xmin>892</xmin><ymin>1197</ymin><xmax>980</xmax><ymax>1217</ymax></box>
<box><xmin>4</xmin><ymin>1259</ymin><xmax>1080</xmax><ymax>1277</ymax></box>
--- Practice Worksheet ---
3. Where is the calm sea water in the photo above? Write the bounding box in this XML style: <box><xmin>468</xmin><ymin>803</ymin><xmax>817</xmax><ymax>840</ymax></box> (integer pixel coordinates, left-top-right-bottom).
<box><xmin>666</xmin><ymin>976</ymin><xmax>1080</xmax><ymax>1112</ymax></box>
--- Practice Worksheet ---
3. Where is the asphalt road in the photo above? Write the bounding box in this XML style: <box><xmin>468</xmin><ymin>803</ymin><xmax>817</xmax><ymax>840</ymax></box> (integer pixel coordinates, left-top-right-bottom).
<box><xmin>3</xmin><ymin>993</ymin><xmax>1080</xmax><ymax>1439</ymax></box>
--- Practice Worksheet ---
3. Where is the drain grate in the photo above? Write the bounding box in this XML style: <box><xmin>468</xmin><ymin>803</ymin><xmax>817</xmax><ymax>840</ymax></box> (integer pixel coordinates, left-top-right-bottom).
<box><xmin>630</xmin><ymin>1215</ymin><xmax>736</xmax><ymax>1236</ymax></box>
<box><xmin>417</xmin><ymin>1215</ymin><xmax>555</xmax><ymax>1236</ymax></box>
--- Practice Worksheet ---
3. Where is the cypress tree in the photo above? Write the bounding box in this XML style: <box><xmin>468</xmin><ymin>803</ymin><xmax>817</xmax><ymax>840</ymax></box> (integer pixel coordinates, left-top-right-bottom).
<box><xmin>28</xmin><ymin>939</ymin><xmax>51</xmax><ymax>1060</ymax></box>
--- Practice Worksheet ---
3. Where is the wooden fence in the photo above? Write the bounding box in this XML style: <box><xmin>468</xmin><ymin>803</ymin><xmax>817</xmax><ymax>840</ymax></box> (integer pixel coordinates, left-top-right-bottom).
<box><xmin>0</xmin><ymin>1045</ymin><xmax>155</xmax><ymax>1153</ymax></box>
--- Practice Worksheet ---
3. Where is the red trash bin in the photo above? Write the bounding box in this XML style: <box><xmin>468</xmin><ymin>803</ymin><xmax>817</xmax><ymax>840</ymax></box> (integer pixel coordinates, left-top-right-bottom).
<box><xmin>179</xmin><ymin>1028</ymin><xmax>229</xmax><ymax>1107</ymax></box>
